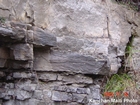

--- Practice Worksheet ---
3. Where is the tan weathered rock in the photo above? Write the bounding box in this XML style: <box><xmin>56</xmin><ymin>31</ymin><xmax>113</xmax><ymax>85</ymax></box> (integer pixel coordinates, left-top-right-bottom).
<box><xmin>33</xmin><ymin>48</ymin><xmax>53</xmax><ymax>71</ymax></box>
<box><xmin>10</xmin><ymin>44</ymin><xmax>33</xmax><ymax>61</ymax></box>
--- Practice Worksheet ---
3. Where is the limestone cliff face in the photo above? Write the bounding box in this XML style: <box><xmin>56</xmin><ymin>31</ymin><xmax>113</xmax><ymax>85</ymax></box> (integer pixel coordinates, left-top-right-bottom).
<box><xmin>0</xmin><ymin>0</ymin><xmax>140</xmax><ymax>105</ymax></box>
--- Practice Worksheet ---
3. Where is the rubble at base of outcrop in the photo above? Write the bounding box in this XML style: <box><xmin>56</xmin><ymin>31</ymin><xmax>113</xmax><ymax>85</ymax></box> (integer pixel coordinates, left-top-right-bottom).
<box><xmin>0</xmin><ymin>0</ymin><xmax>140</xmax><ymax>105</ymax></box>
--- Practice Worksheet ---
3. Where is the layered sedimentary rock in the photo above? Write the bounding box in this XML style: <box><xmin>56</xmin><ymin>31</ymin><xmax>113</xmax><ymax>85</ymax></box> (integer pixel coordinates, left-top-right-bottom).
<box><xmin>0</xmin><ymin>0</ymin><xmax>140</xmax><ymax>105</ymax></box>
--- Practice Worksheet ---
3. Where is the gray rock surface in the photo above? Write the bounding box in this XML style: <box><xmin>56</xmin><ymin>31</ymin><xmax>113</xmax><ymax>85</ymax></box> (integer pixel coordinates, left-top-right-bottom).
<box><xmin>10</xmin><ymin>44</ymin><xmax>33</xmax><ymax>61</ymax></box>
<box><xmin>0</xmin><ymin>27</ymin><xmax>25</xmax><ymax>42</ymax></box>
<box><xmin>52</xmin><ymin>91</ymin><xmax>72</xmax><ymax>102</ymax></box>
<box><xmin>0</xmin><ymin>0</ymin><xmax>140</xmax><ymax>105</ymax></box>
<box><xmin>128</xmin><ymin>37</ymin><xmax>140</xmax><ymax>70</ymax></box>
<box><xmin>16</xmin><ymin>90</ymin><xmax>32</xmax><ymax>100</ymax></box>
<box><xmin>1</xmin><ymin>0</ymin><xmax>132</xmax><ymax>74</ymax></box>
<box><xmin>33</xmin><ymin>27</ymin><xmax>56</xmax><ymax>47</ymax></box>
<box><xmin>33</xmin><ymin>90</ymin><xmax>43</xmax><ymax>100</ymax></box>
<box><xmin>50</xmin><ymin>53</ymin><xmax>110</xmax><ymax>75</ymax></box>
<box><xmin>11</xmin><ymin>61</ymin><xmax>33</xmax><ymax>69</ymax></box>
<box><xmin>58</xmin><ymin>74</ymin><xmax>93</xmax><ymax>84</ymax></box>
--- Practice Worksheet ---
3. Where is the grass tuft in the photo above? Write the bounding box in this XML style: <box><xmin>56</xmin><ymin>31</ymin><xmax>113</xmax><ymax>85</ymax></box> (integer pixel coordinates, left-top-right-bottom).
<box><xmin>104</xmin><ymin>73</ymin><xmax>135</xmax><ymax>93</ymax></box>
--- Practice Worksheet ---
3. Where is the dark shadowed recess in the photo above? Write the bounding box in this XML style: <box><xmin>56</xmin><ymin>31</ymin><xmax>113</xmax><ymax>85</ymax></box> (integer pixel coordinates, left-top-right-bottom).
<box><xmin>116</xmin><ymin>0</ymin><xmax>140</xmax><ymax>11</ymax></box>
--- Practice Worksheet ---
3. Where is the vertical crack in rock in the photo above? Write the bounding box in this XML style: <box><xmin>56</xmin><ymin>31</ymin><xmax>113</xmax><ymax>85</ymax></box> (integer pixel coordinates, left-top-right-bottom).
<box><xmin>107</xmin><ymin>15</ymin><xmax>111</xmax><ymax>40</ymax></box>
<box><xmin>24</xmin><ymin>3</ymin><xmax>35</xmax><ymax>25</ymax></box>
<box><xmin>118</xmin><ymin>35</ymin><xmax>134</xmax><ymax>74</ymax></box>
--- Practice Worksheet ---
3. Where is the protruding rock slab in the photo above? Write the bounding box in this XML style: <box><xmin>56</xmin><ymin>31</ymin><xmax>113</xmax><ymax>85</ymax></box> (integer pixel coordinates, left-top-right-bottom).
<box><xmin>33</xmin><ymin>50</ymin><xmax>110</xmax><ymax>75</ymax></box>
<box><xmin>0</xmin><ymin>27</ymin><xmax>25</xmax><ymax>42</ymax></box>
<box><xmin>50</xmin><ymin>53</ymin><xmax>110</xmax><ymax>75</ymax></box>
<box><xmin>33</xmin><ymin>27</ymin><xmax>56</xmax><ymax>47</ymax></box>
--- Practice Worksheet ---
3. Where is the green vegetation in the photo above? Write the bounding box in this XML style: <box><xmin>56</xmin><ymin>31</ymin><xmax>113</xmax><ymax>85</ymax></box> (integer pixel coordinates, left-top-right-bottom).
<box><xmin>125</xmin><ymin>35</ymin><xmax>134</xmax><ymax>56</ymax></box>
<box><xmin>124</xmin><ymin>35</ymin><xmax>134</xmax><ymax>71</ymax></box>
<box><xmin>104</xmin><ymin>73</ymin><xmax>135</xmax><ymax>93</ymax></box>
<box><xmin>113</xmin><ymin>0</ymin><xmax>140</xmax><ymax>11</ymax></box>
<box><xmin>0</xmin><ymin>17</ymin><xmax>6</xmax><ymax>23</ymax></box>
<box><xmin>102</xmin><ymin>35</ymin><xmax>139</xmax><ymax>104</ymax></box>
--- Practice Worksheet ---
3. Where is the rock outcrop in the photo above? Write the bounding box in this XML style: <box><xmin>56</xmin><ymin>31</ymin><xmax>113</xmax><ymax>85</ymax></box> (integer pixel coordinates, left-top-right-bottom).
<box><xmin>0</xmin><ymin>0</ymin><xmax>140</xmax><ymax>105</ymax></box>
